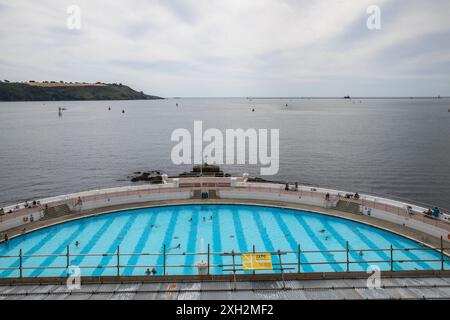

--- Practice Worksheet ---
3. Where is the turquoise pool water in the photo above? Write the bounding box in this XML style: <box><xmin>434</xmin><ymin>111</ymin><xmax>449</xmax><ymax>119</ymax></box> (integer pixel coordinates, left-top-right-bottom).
<box><xmin>0</xmin><ymin>204</ymin><xmax>448</xmax><ymax>278</ymax></box>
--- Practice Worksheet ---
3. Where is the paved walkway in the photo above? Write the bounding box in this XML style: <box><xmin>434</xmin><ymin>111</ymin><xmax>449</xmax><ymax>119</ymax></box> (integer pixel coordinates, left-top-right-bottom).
<box><xmin>2</xmin><ymin>276</ymin><xmax>450</xmax><ymax>300</ymax></box>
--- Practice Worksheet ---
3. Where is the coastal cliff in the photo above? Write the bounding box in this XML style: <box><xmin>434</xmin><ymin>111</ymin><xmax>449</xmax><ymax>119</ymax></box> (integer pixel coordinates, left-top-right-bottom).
<box><xmin>0</xmin><ymin>81</ymin><xmax>163</xmax><ymax>101</ymax></box>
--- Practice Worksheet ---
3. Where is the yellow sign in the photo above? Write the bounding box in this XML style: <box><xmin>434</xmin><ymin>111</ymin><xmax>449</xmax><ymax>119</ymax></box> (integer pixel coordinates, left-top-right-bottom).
<box><xmin>242</xmin><ymin>253</ymin><xmax>273</xmax><ymax>270</ymax></box>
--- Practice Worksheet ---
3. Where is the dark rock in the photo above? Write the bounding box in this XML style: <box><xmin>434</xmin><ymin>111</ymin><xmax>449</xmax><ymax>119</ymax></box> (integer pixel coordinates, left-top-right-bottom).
<box><xmin>130</xmin><ymin>171</ymin><xmax>163</xmax><ymax>183</ymax></box>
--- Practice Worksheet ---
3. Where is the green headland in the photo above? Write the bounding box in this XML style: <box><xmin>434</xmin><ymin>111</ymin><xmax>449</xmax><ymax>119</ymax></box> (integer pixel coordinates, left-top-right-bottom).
<box><xmin>0</xmin><ymin>81</ymin><xmax>163</xmax><ymax>101</ymax></box>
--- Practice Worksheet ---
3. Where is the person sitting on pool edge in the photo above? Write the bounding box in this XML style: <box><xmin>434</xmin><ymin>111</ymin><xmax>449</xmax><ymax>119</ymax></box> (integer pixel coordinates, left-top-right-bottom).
<box><xmin>145</xmin><ymin>268</ymin><xmax>157</xmax><ymax>276</ymax></box>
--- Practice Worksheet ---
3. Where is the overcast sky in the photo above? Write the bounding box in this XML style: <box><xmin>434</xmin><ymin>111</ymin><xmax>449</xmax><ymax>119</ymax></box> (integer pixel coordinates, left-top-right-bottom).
<box><xmin>1</xmin><ymin>0</ymin><xmax>449</xmax><ymax>97</ymax></box>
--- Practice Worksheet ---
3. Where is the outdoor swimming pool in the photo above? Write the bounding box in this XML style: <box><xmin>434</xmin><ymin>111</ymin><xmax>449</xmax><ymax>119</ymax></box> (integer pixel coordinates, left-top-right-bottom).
<box><xmin>0</xmin><ymin>204</ymin><xmax>448</xmax><ymax>278</ymax></box>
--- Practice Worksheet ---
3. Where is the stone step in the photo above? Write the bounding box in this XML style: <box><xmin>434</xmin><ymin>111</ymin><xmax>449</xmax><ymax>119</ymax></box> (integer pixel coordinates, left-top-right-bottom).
<box><xmin>209</xmin><ymin>190</ymin><xmax>218</xmax><ymax>199</ymax></box>
<box><xmin>41</xmin><ymin>204</ymin><xmax>71</xmax><ymax>220</ymax></box>
<box><xmin>335</xmin><ymin>200</ymin><xmax>360</xmax><ymax>214</ymax></box>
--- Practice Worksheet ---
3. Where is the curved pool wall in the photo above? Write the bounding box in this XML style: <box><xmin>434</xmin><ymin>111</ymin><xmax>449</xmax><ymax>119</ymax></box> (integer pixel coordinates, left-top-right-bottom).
<box><xmin>2</xmin><ymin>177</ymin><xmax>450</xmax><ymax>242</ymax></box>
<box><xmin>0</xmin><ymin>204</ymin><xmax>449</xmax><ymax>278</ymax></box>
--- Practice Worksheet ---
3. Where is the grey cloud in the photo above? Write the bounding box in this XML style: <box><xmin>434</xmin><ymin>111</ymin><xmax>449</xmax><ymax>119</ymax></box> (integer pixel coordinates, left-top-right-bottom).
<box><xmin>0</xmin><ymin>0</ymin><xmax>449</xmax><ymax>96</ymax></box>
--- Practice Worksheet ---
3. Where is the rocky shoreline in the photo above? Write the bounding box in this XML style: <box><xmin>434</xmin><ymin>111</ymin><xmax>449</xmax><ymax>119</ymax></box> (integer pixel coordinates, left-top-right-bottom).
<box><xmin>129</xmin><ymin>164</ymin><xmax>288</xmax><ymax>185</ymax></box>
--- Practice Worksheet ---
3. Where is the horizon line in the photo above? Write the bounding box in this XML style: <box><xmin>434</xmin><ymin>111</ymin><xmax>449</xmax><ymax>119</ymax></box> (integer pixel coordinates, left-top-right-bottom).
<box><xmin>168</xmin><ymin>96</ymin><xmax>450</xmax><ymax>99</ymax></box>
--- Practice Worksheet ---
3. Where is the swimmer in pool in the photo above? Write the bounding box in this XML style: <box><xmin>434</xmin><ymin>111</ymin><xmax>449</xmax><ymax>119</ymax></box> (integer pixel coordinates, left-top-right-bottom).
<box><xmin>320</xmin><ymin>229</ymin><xmax>326</xmax><ymax>233</ymax></box>
<box><xmin>171</xmin><ymin>244</ymin><xmax>181</xmax><ymax>250</ymax></box>
<box><xmin>75</xmin><ymin>241</ymin><xmax>80</xmax><ymax>247</ymax></box>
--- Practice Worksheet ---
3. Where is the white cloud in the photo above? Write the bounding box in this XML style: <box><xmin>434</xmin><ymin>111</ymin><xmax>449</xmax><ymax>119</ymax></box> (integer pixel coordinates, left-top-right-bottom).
<box><xmin>0</xmin><ymin>0</ymin><xmax>449</xmax><ymax>96</ymax></box>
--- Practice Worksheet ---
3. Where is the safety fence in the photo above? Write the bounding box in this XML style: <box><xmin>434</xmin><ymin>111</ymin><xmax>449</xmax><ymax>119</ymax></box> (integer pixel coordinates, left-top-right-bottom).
<box><xmin>0</xmin><ymin>240</ymin><xmax>448</xmax><ymax>279</ymax></box>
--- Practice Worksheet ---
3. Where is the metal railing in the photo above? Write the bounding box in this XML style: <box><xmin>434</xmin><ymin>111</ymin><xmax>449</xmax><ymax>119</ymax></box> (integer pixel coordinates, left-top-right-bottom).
<box><xmin>0</xmin><ymin>239</ymin><xmax>448</xmax><ymax>279</ymax></box>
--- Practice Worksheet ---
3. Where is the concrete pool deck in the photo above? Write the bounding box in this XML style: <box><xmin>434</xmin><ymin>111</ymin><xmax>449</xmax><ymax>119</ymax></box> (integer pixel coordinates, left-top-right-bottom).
<box><xmin>1</xmin><ymin>197</ymin><xmax>450</xmax><ymax>300</ymax></box>
<box><xmin>1</xmin><ymin>175</ymin><xmax>449</xmax><ymax>290</ymax></box>
<box><xmin>2</xmin><ymin>275</ymin><xmax>450</xmax><ymax>300</ymax></box>
<box><xmin>3</xmin><ymin>198</ymin><xmax>449</xmax><ymax>257</ymax></box>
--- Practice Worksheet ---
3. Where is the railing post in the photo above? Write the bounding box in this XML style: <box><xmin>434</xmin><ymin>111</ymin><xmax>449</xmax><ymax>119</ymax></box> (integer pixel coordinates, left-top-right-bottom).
<box><xmin>297</xmin><ymin>243</ymin><xmax>301</xmax><ymax>273</ymax></box>
<box><xmin>66</xmin><ymin>245</ymin><xmax>70</xmax><ymax>269</ymax></box>
<box><xmin>277</xmin><ymin>250</ymin><xmax>283</xmax><ymax>274</ymax></box>
<box><xmin>116</xmin><ymin>245</ymin><xmax>120</xmax><ymax>277</ymax></box>
<box><xmin>278</xmin><ymin>250</ymin><xmax>286</xmax><ymax>289</ymax></box>
<box><xmin>346</xmin><ymin>241</ymin><xmax>349</xmax><ymax>272</ymax></box>
<box><xmin>231</xmin><ymin>250</ymin><xmax>237</xmax><ymax>291</ymax></box>
<box><xmin>252</xmin><ymin>245</ymin><xmax>256</xmax><ymax>275</ymax></box>
<box><xmin>19</xmin><ymin>249</ymin><xmax>23</xmax><ymax>278</ymax></box>
<box><xmin>441</xmin><ymin>236</ymin><xmax>444</xmax><ymax>271</ymax></box>
<box><xmin>390</xmin><ymin>245</ymin><xmax>394</xmax><ymax>272</ymax></box>
<box><xmin>163</xmin><ymin>244</ymin><xmax>166</xmax><ymax>276</ymax></box>
<box><xmin>231</xmin><ymin>250</ymin><xmax>236</xmax><ymax>275</ymax></box>
<box><xmin>207</xmin><ymin>243</ymin><xmax>210</xmax><ymax>275</ymax></box>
